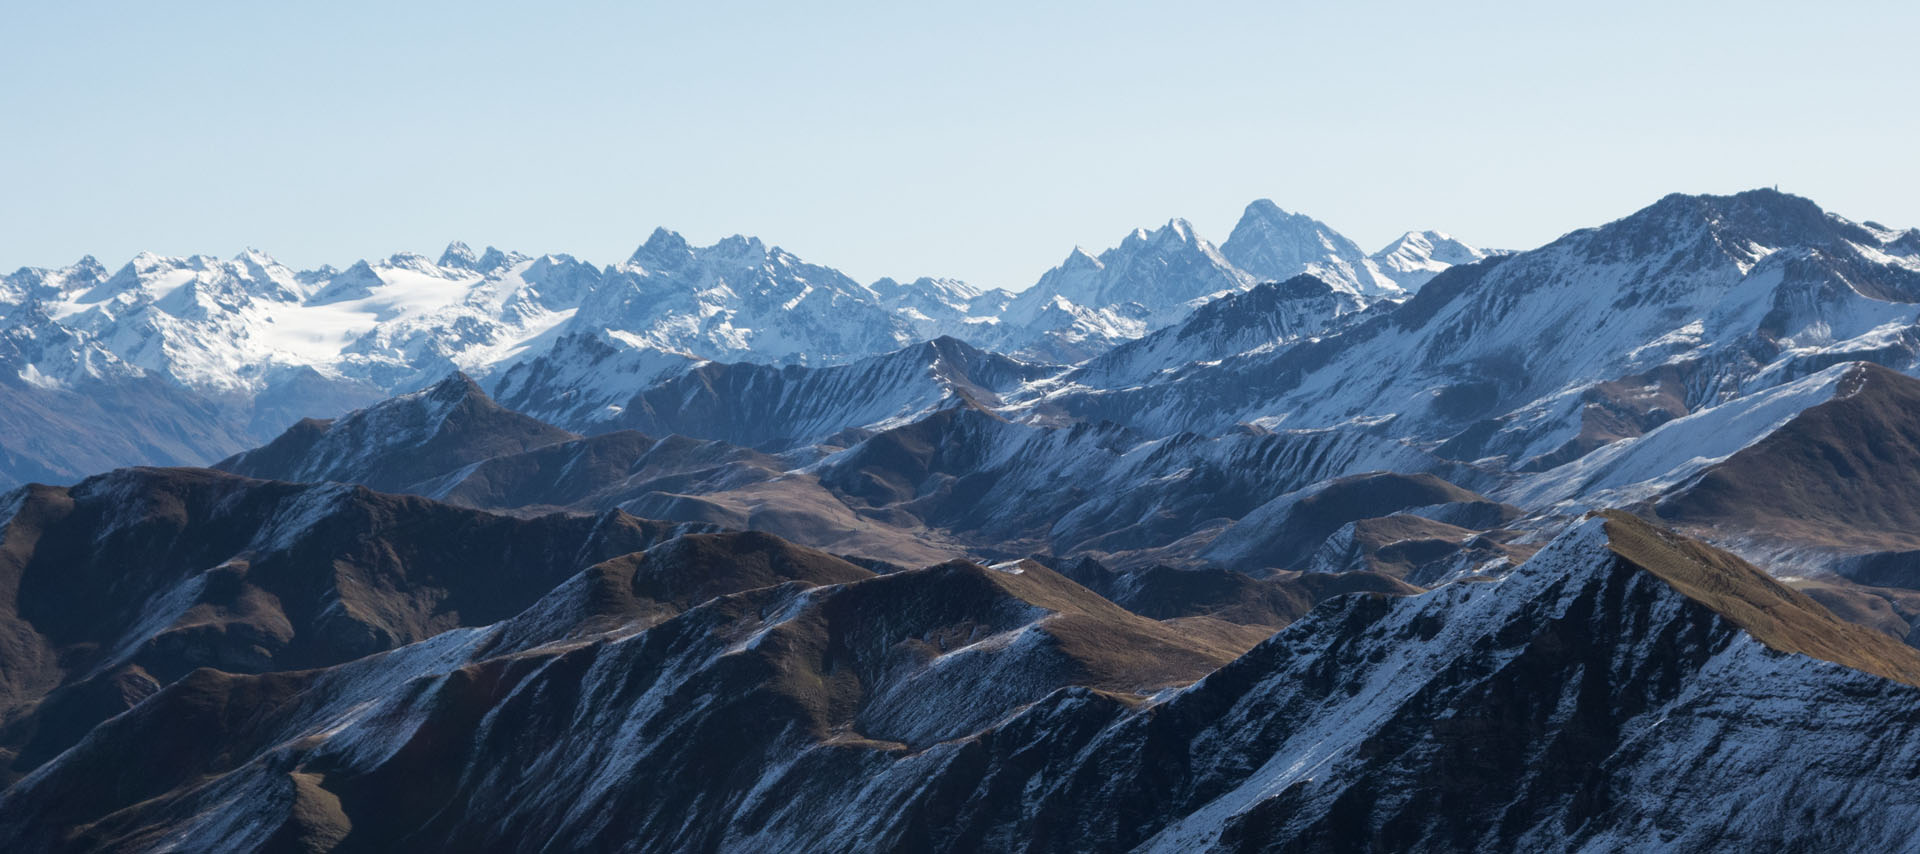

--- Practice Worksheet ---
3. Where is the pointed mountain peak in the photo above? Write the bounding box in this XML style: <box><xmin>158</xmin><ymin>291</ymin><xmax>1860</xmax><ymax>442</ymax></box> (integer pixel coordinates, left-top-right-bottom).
<box><xmin>1371</xmin><ymin>231</ymin><xmax>1491</xmax><ymax>285</ymax></box>
<box><xmin>66</xmin><ymin>255</ymin><xmax>108</xmax><ymax>283</ymax></box>
<box><xmin>1157</xmin><ymin>218</ymin><xmax>1198</xmax><ymax>244</ymax></box>
<box><xmin>1229</xmin><ymin>198</ymin><xmax>1322</xmax><ymax>236</ymax></box>
<box><xmin>1062</xmin><ymin>246</ymin><xmax>1102</xmax><ymax>271</ymax></box>
<box><xmin>1240</xmin><ymin>198</ymin><xmax>1293</xmax><ymax>220</ymax></box>
<box><xmin>438</xmin><ymin>241</ymin><xmax>479</xmax><ymax>269</ymax></box>
<box><xmin>1220</xmin><ymin>200</ymin><xmax>1402</xmax><ymax>297</ymax></box>
<box><xmin>424</xmin><ymin>370</ymin><xmax>487</xmax><ymax>404</ymax></box>
<box><xmin>629</xmin><ymin>227</ymin><xmax>692</xmax><ymax>267</ymax></box>
<box><xmin>306</xmin><ymin>259</ymin><xmax>384</xmax><ymax>305</ymax></box>
<box><xmin>1380</xmin><ymin>230</ymin><xmax>1437</xmax><ymax>251</ymax></box>
<box><xmin>232</xmin><ymin>247</ymin><xmax>280</xmax><ymax>267</ymax></box>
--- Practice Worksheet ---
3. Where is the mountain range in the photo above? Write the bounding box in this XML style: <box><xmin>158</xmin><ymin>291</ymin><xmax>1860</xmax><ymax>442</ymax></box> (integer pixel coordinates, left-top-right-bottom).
<box><xmin>7</xmin><ymin>188</ymin><xmax>1920</xmax><ymax>851</ymax></box>
<box><xmin>0</xmin><ymin>201</ymin><xmax>1489</xmax><ymax>487</ymax></box>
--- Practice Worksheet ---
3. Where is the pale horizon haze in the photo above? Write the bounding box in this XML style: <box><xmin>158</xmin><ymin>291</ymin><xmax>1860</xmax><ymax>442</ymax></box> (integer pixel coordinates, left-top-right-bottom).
<box><xmin>3</xmin><ymin>0</ymin><xmax>1915</xmax><ymax>290</ymax></box>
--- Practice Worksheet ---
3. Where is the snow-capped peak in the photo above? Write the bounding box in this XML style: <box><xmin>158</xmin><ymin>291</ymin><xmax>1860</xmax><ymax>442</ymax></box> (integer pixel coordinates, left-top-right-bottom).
<box><xmin>1370</xmin><ymin>230</ymin><xmax>1499</xmax><ymax>291</ymax></box>
<box><xmin>628</xmin><ymin>227</ymin><xmax>694</xmax><ymax>269</ymax></box>
<box><xmin>1221</xmin><ymin>199</ymin><xmax>1403</xmax><ymax>298</ymax></box>
<box><xmin>438</xmin><ymin>241</ymin><xmax>480</xmax><ymax>269</ymax></box>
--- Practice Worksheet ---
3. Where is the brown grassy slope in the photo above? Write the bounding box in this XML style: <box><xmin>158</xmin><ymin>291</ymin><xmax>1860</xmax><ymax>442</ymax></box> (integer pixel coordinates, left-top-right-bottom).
<box><xmin>977</xmin><ymin>560</ymin><xmax>1273</xmax><ymax>688</ymax></box>
<box><xmin>1654</xmin><ymin>362</ymin><xmax>1920</xmax><ymax>554</ymax></box>
<box><xmin>1600</xmin><ymin>509</ymin><xmax>1920</xmax><ymax>687</ymax></box>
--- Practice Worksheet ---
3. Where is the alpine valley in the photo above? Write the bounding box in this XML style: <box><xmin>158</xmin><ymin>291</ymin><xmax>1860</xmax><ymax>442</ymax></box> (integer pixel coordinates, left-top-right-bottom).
<box><xmin>7</xmin><ymin>189</ymin><xmax>1920</xmax><ymax>852</ymax></box>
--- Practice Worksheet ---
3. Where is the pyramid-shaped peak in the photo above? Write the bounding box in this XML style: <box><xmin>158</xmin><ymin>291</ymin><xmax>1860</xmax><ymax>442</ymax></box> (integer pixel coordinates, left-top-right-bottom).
<box><xmin>1232</xmin><ymin>198</ymin><xmax>1327</xmax><ymax>233</ymax></box>
<box><xmin>1060</xmin><ymin>246</ymin><xmax>1103</xmax><ymax>271</ymax></box>
<box><xmin>438</xmin><ymin>241</ymin><xmax>479</xmax><ymax>269</ymax></box>
<box><xmin>1241</xmin><ymin>198</ymin><xmax>1294</xmax><ymax>219</ymax></box>
<box><xmin>423</xmin><ymin>370</ymin><xmax>489</xmax><ymax>404</ymax></box>
<box><xmin>630</xmin><ymin>227</ymin><xmax>692</xmax><ymax>265</ymax></box>
<box><xmin>233</xmin><ymin>247</ymin><xmax>281</xmax><ymax>267</ymax></box>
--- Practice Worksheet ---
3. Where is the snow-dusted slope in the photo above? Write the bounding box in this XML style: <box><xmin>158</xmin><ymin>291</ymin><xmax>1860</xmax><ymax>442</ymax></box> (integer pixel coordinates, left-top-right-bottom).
<box><xmin>1069</xmin><ymin>274</ymin><xmax>1366</xmax><ymax>388</ymax></box>
<box><xmin>214</xmin><ymin>373</ymin><xmax>578</xmax><ymax>493</ymax></box>
<box><xmin>606</xmin><ymin>335</ymin><xmax>1057</xmax><ymax>449</ymax></box>
<box><xmin>1501</xmin><ymin>362</ymin><xmax>1856</xmax><ymax>511</ymax></box>
<box><xmin>869</xmin><ymin>275</ymin><xmax>1011</xmax><ymax>343</ymax></box>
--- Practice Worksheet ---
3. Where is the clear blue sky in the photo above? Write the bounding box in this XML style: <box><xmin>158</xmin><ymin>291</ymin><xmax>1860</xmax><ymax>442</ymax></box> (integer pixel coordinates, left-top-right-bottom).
<box><xmin>3</xmin><ymin>1</ymin><xmax>1915</xmax><ymax>289</ymax></box>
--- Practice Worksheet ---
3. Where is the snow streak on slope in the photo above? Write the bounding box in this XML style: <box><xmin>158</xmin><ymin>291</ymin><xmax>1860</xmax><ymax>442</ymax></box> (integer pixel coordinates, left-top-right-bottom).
<box><xmin>1501</xmin><ymin>363</ymin><xmax>1853</xmax><ymax>511</ymax></box>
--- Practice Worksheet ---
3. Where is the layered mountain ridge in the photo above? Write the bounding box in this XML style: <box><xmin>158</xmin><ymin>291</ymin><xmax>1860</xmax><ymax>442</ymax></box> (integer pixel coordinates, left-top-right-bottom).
<box><xmin>0</xmin><ymin>201</ymin><xmax>1481</xmax><ymax>487</ymax></box>
<box><xmin>6</xmin><ymin>187</ymin><xmax>1920</xmax><ymax>850</ymax></box>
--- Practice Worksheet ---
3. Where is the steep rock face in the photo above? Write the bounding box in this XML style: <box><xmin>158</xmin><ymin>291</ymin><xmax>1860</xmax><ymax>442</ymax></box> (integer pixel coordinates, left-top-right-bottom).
<box><xmin>214</xmin><ymin>373</ymin><xmax>577</xmax><ymax>494</ymax></box>
<box><xmin>0</xmin><ymin>467</ymin><xmax>697</xmax><ymax>784</ymax></box>
<box><xmin>10</xmin><ymin>512</ymin><xmax>1920</xmax><ymax>851</ymax></box>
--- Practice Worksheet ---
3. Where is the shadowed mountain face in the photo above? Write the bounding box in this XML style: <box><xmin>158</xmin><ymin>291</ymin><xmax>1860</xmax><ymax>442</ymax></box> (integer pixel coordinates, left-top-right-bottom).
<box><xmin>226</xmin><ymin>373</ymin><xmax>1512</xmax><ymax>571</ymax></box>
<box><xmin>7</xmin><ymin>510</ymin><xmax>1920</xmax><ymax>852</ymax></box>
<box><xmin>1202</xmin><ymin>471</ymin><xmax>1523</xmax><ymax>575</ymax></box>
<box><xmin>0</xmin><ymin>467</ymin><xmax>703</xmax><ymax>785</ymax></box>
<box><xmin>213</xmin><ymin>373</ymin><xmax>578</xmax><ymax>493</ymax></box>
